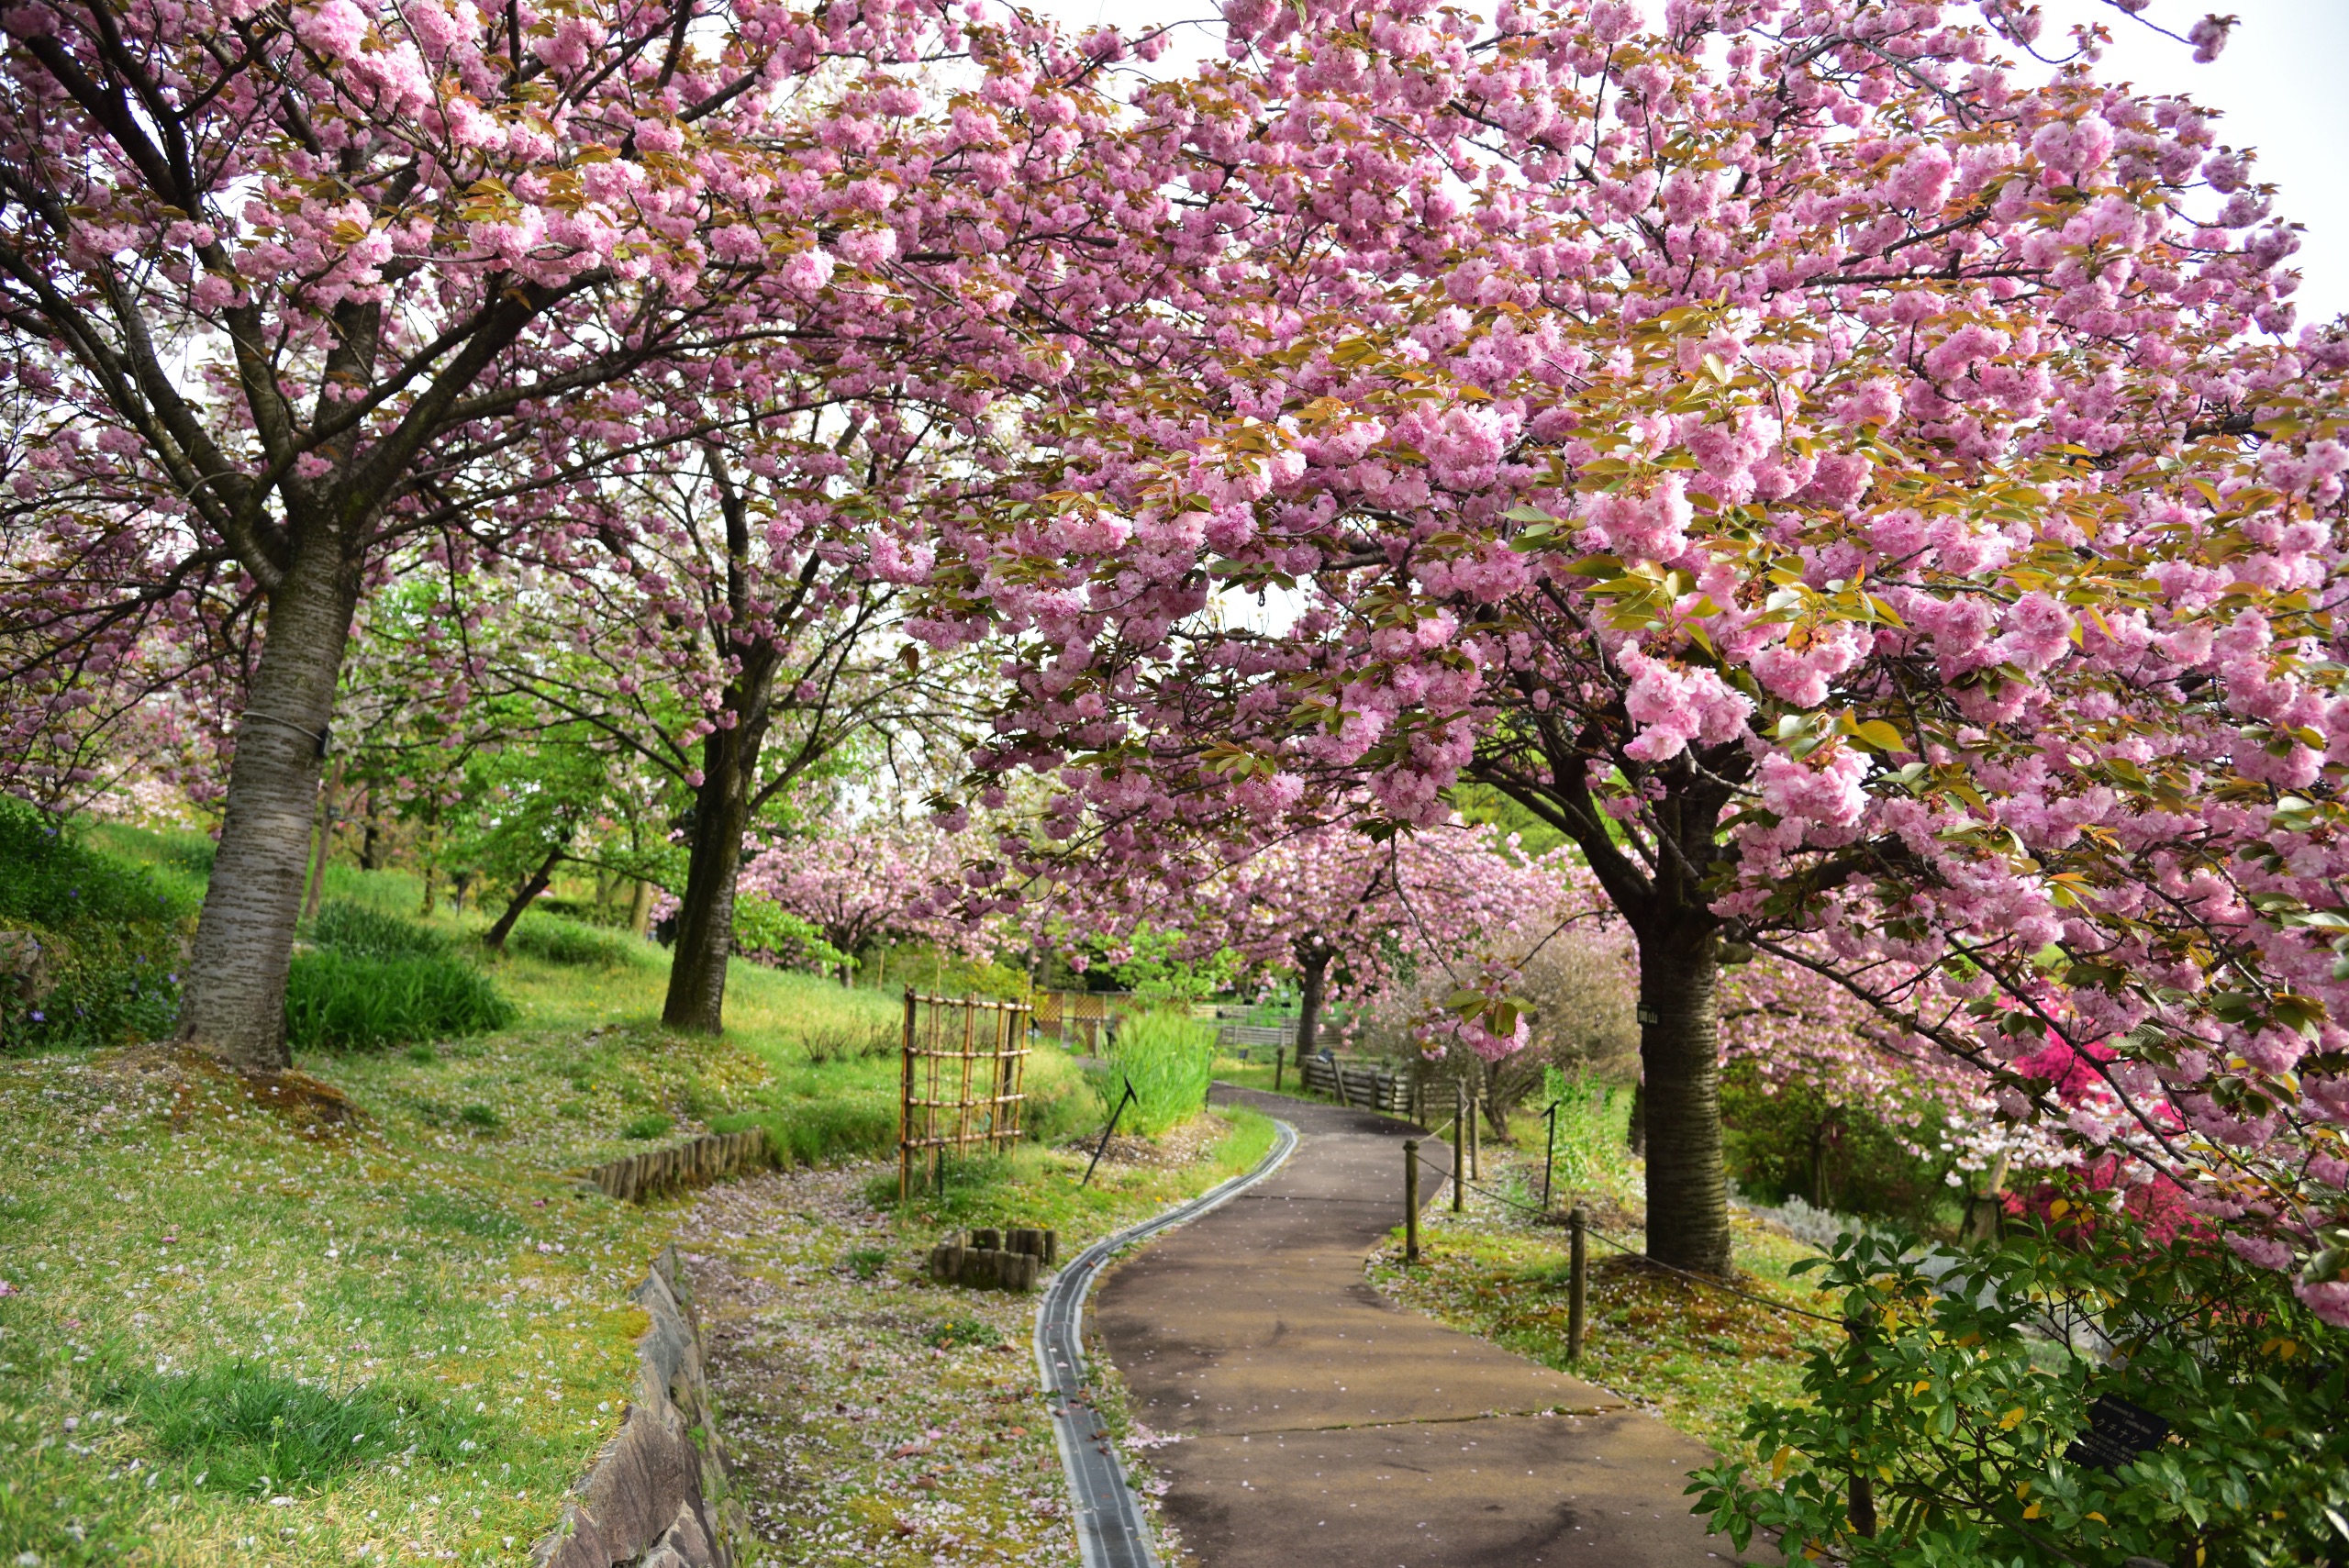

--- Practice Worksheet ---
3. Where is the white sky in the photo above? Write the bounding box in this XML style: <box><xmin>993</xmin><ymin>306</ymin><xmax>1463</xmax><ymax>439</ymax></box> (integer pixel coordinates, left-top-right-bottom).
<box><xmin>1027</xmin><ymin>0</ymin><xmax>2347</xmax><ymax>328</ymax></box>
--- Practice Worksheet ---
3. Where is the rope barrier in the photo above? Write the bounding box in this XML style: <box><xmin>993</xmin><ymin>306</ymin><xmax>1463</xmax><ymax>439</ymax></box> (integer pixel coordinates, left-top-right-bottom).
<box><xmin>1406</xmin><ymin>1147</ymin><xmax>1846</xmax><ymax>1327</ymax></box>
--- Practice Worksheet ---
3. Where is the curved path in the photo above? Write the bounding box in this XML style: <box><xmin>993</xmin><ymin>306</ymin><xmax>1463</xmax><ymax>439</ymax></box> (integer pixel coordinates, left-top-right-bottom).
<box><xmin>1091</xmin><ymin>1087</ymin><xmax>1740</xmax><ymax>1568</ymax></box>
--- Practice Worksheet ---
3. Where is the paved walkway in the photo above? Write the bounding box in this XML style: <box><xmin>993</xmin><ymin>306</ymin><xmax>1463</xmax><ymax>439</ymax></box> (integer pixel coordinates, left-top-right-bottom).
<box><xmin>1090</xmin><ymin>1088</ymin><xmax>1742</xmax><ymax>1567</ymax></box>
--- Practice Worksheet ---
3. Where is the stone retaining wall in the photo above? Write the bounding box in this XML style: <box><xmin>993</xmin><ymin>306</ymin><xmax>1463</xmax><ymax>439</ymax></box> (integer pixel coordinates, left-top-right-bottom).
<box><xmin>531</xmin><ymin>1246</ymin><xmax>746</xmax><ymax>1568</ymax></box>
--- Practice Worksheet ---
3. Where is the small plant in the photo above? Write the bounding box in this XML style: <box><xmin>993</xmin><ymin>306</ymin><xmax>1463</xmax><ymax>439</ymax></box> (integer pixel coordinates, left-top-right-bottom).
<box><xmin>924</xmin><ymin>1318</ymin><xmax>1001</xmax><ymax>1350</ymax></box>
<box><xmin>121</xmin><ymin>1361</ymin><xmax>484</xmax><ymax>1497</ymax></box>
<box><xmin>284</xmin><ymin>949</ymin><xmax>516</xmax><ymax>1051</ymax></box>
<box><xmin>844</xmin><ymin>1246</ymin><xmax>891</xmax><ymax>1280</ymax></box>
<box><xmin>621</xmin><ymin>1111</ymin><xmax>674</xmax><ymax>1140</ymax></box>
<box><xmin>801</xmin><ymin>1023</ymin><xmax>897</xmax><ymax>1064</ymax></box>
<box><xmin>310</xmin><ymin>898</ymin><xmax>449</xmax><ymax>962</ymax></box>
<box><xmin>1102</xmin><ymin>1010</ymin><xmax>1215</xmax><ymax>1135</ymax></box>
<box><xmin>505</xmin><ymin>913</ymin><xmax>631</xmax><ymax>970</ymax></box>
<box><xmin>405</xmin><ymin>1043</ymin><xmax>437</xmax><ymax>1064</ymax></box>
<box><xmin>457</xmin><ymin>1103</ymin><xmax>501</xmax><ymax>1131</ymax></box>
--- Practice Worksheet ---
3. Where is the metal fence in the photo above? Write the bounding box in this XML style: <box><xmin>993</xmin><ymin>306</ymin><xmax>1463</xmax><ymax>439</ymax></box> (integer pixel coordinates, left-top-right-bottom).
<box><xmin>899</xmin><ymin>989</ymin><xmax>1033</xmax><ymax>1199</ymax></box>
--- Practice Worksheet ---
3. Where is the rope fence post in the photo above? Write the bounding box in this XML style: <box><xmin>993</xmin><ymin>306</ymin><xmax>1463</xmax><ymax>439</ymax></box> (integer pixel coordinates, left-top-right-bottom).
<box><xmin>1452</xmin><ymin>1091</ymin><xmax>1465</xmax><ymax>1213</ymax></box>
<box><xmin>1567</xmin><ymin>1205</ymin><xmax>1587</xmax><ymax>1363</ymax></box>
<box><xmin>1272</xmin><ymin>1044</ymin><xmax>1284</xmax><ymax>1094</ymax></box>
<box><xmin>1403</xmin><ymin>1139</ymin><xmax>1421</xmax><ymax>1262</ymax></box>
<box><xmin>1082</xmin><ymin>1080</ymin><xmax>1136</xmax><ymax>1188</ymax></box>
<box><xmin>899</xmin><ymin>986</ymin><xmax>917</xmax><ymax>1203</ymax></box>
<box><xmin>1467</xmin><ymin>1083</ymin><xmax>1481</xmax><ymax>1181</ymax></box>
<box><xmin>1542</xmin><ymin>1098</ymin><xmax>1559</xmax><ymax>1211</ymax></box>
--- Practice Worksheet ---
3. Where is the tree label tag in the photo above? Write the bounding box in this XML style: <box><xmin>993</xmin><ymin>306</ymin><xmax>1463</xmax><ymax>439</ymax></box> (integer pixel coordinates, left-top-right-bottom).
<box><xmin>2064</xmin><ymin>1394</ymin><xmax>2168</xmax><ymax>1470</ymax></box>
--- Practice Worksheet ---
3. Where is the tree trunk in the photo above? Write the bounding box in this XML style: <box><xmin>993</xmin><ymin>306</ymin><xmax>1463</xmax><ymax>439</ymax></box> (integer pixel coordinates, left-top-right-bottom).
<box><xmin>1627</xmin><ymin>1078</ymin><xmax>1646</xmax><ymax>1156</ymax></box>
<box><xmin>299</xmin><ymin>784</ymin><xmax>331</xmax><ymax>923</ymax></box>
<box><xmin>629</xmin><ymin>877</ymin><xmax>653</xmax><ymax>937</ymax></box>
<box><xmin>484</xmin><ymin>844</ymin><xmax>564</xmax><ymax>951</ymax></box>
<box><xmin>177</xmin><ymin>539</ymin><xmax>359</xmax><ymax>1072</ymax></box>
<box><xmin>1481</xmin><ymin>1058</ymin><xmax>1509</xmax><ymax>1140</ymax></box>
<box><xmin>662</xmin><ymin>722</ymin><xmax>761</xmax><ymax>1033</ymax></box>
<box><xmin>358</xmin><ymin>795</ymin><xmax>382</xmax><ymax>872</ymax></box>
<box><xmin>1636</xmin><ymin>924</ymin><xmax>1731</xmax><ymax>1274</ymax></box>
<box><xmin>1294</xmin><ymin>944</ymin><xmax>1330</xmax><ymax>1064</ymax></box>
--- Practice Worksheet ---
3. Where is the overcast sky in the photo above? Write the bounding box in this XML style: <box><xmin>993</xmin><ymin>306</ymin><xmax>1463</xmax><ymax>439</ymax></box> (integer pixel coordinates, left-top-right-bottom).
<box><xmin>1022</xmin><ymin>0</ymin><xmax>2347</xmax><ymax>327</ymax></box>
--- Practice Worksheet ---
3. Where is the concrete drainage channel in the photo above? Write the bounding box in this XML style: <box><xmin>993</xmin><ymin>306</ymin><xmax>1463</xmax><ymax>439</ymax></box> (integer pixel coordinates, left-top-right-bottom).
<box><xmin>1035</xmin><ymin>1116</ymin><xmax>1301</xmax><ymax>1568</ymax></box>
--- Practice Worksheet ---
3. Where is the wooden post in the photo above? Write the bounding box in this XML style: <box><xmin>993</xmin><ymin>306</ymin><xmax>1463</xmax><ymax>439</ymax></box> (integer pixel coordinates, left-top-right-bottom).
<box><xmin>1272</xmin><ymin>1044</ymin><xmax>1284</xmax><ymax>1094</ymax></box>
<box><xmin>1567</xmin><ymin>1206</ymin><xmax>1587</xmax><ymax>1363</ymax></box>
<box><xmin>899</xmin><ymin>987</ymin><xmax>917</xmax><ymax>1202</ymax></box>
<box><xmin>1452</xmin><ymin>1091</ymin><xmax>1465</xmax><ymax>1213</ymax></box>
<box><xmin>1404</xmin><ymin>1140</ymin><xmax>1421</xmax><ymax>1263</ymax></box>
<box><xmin>1467</xmin><ymin>1082</ymin><xmax>1481</xmax><ymax>1182</ymax></box>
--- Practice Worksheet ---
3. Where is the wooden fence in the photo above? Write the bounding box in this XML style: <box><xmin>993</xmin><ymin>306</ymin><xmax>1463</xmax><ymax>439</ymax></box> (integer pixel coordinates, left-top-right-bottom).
<box><xmin>901</xmin><ymin>989</ymin><xmax>1034</xmax><ymax>1199</ymax></box>
<box><xmin>1295</xmin><ymin>1054</ymin><xmax>1420</xmax><ymax>1119</ymax></box>
<box><xmin>1032</xmin><ymin>988</ymin><xmax>1128</xmax><ymax>1051</ymax></box>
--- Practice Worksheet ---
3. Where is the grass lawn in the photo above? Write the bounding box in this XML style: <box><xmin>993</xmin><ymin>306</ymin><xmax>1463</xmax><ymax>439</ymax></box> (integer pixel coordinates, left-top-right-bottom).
<box><xmin>0</xmin><ymin>828</ymin><xmax>1253</xmax><ymax>1568</ymax></box>
<box><xmin>1366</xmin><ymin>1103</ymin><xmax>1843</xmax><ymax>1465</ymax></box>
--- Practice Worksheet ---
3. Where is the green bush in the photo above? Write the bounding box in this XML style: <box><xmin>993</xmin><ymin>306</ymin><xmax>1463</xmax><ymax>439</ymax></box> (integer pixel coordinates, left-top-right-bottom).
<box><xmin>1693</xmin><ymin>1220</ymin><xmax>2349</xmax><ymax>1567</ymax></box>
<box><xmin>1022</xmin><ymin>1043</ymin><xmax>1103</xmax><ymax>1146</ymax></box>
<box><xmin>1719</xmin><ymin>1061</ymin><xmax>1959</xmax><ymax>1234</ymax></box>
<box><xmin>0</xmin><ymin>798</ymin><xmax>191</xmax><ymax>1052</ymax></box>
<box><xmin>284</xmin><ymin>949</ymin><xmax>515</xmax><ymax>1051</ymax></box>
<box><xmin>1102</xmin><ymin>1010</ymin><xmax>1214</xmax><ymax>1135</ymax></box>
<box><xmin>529</xmin><ymin>895</ymin><xmax>630</xmax><ymax>929</ymax></box>
<box><xmin>505</xmin><ymin>912</ymin><xmax>632</xmax><ymax>969</ymax></box>
<box><xmin>120</xmin><ymin>1360</ymin><xmax>484</xmax><ymax>1497</ymax></box>
<box><xmin>310</xmin><ymin>898</ymin><xmax>451</xmax><ymax>962</ymax></box>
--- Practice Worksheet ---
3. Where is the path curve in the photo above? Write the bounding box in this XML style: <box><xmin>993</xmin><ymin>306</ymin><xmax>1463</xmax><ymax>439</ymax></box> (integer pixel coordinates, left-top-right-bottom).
<box><xmin>1091</xmin><ymin>1087</ymin><xmax>1741</xmax><ymax>1568</ymax></box>
<box><xmin>1037</xmin><ymin>1113</ymin><xmax>1301</xmax><ymax>1568</ymax></box>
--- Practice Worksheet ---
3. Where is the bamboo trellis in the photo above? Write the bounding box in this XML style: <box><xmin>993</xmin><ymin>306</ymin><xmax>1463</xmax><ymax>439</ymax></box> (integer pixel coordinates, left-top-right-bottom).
<box><xmin>899</xmin><ymin>989</ymin><xmax>1034</xmax><ymax>1199</ymax></box>
<box><xmin>1031</xmin><ymin>988</ymin><xmax>1122</xmax><ymax>1051</ymax></box>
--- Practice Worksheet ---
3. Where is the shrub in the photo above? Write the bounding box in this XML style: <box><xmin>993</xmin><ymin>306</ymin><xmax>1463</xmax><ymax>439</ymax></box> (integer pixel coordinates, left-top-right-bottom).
<box><xmin>1102</xmin><ymin>1010</ymin><xmax>1214</xmax><ymax>1135</ymax></box>
<box><xmin>121</xmin><ymin>1360</ymin><xmax>484</xmax><ymax>1497</ymax></box>
<box><xmin>620</xmin><ymin>1111</ymin><xmax>673</xmax><ymax>1140</ymax></box>
<box><xmin>309</xmin><ymin>897</ymin><xmax>450</xmax><ymax>962</ymax></box>
<box><xmin>1718</xmin><ymin>1061</ymin><xmax>1960</xmax><ymax>1235</ymax></box>
<box><xmin>0</xmin><ymin>798</ymin><xmax>191</xmax><ymax>1051</ymax></box>
<box><xmin>1693</xmin><ymin>1218</ymin><xmax>2349</xmax><ymax>1567</ymax></box>
<box><xmin>284</xmin><ymin>949</ymin><xmax>515</xmax><ymax>1052</ymax></box>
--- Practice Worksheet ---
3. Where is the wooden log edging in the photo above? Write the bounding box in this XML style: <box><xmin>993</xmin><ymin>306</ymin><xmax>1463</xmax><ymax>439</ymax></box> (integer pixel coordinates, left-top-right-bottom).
<box><xmin>575</xmin><ymin>1129</ymin><xmax>774</xmax><ymax>1204</ymax></box>
<box><xmin>531</xmin><ymin>1246</ymin><xmax>747</xmax><ymax>1568</ymax></box>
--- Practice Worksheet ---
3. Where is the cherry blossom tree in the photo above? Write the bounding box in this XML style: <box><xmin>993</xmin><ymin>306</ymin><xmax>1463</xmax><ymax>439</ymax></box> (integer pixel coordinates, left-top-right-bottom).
<box><xmin>917</xmin><ymin>0</ymin><xmax>2346</xmax><ymax>1284</ymax></box>
<box><xmin>0</xmin><ymin>0</ymin><xmax>1027</xmax><ymax>1068</ymax></box>
<box><xmin>736</xmin><ymin>818</ymin><xmax>979</xmax><ymax>984</ymax></box>
<box><xmin>484</xmin><ymin>440</ymin><xmax>984</xmax><ymax>1030</ymax></box>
